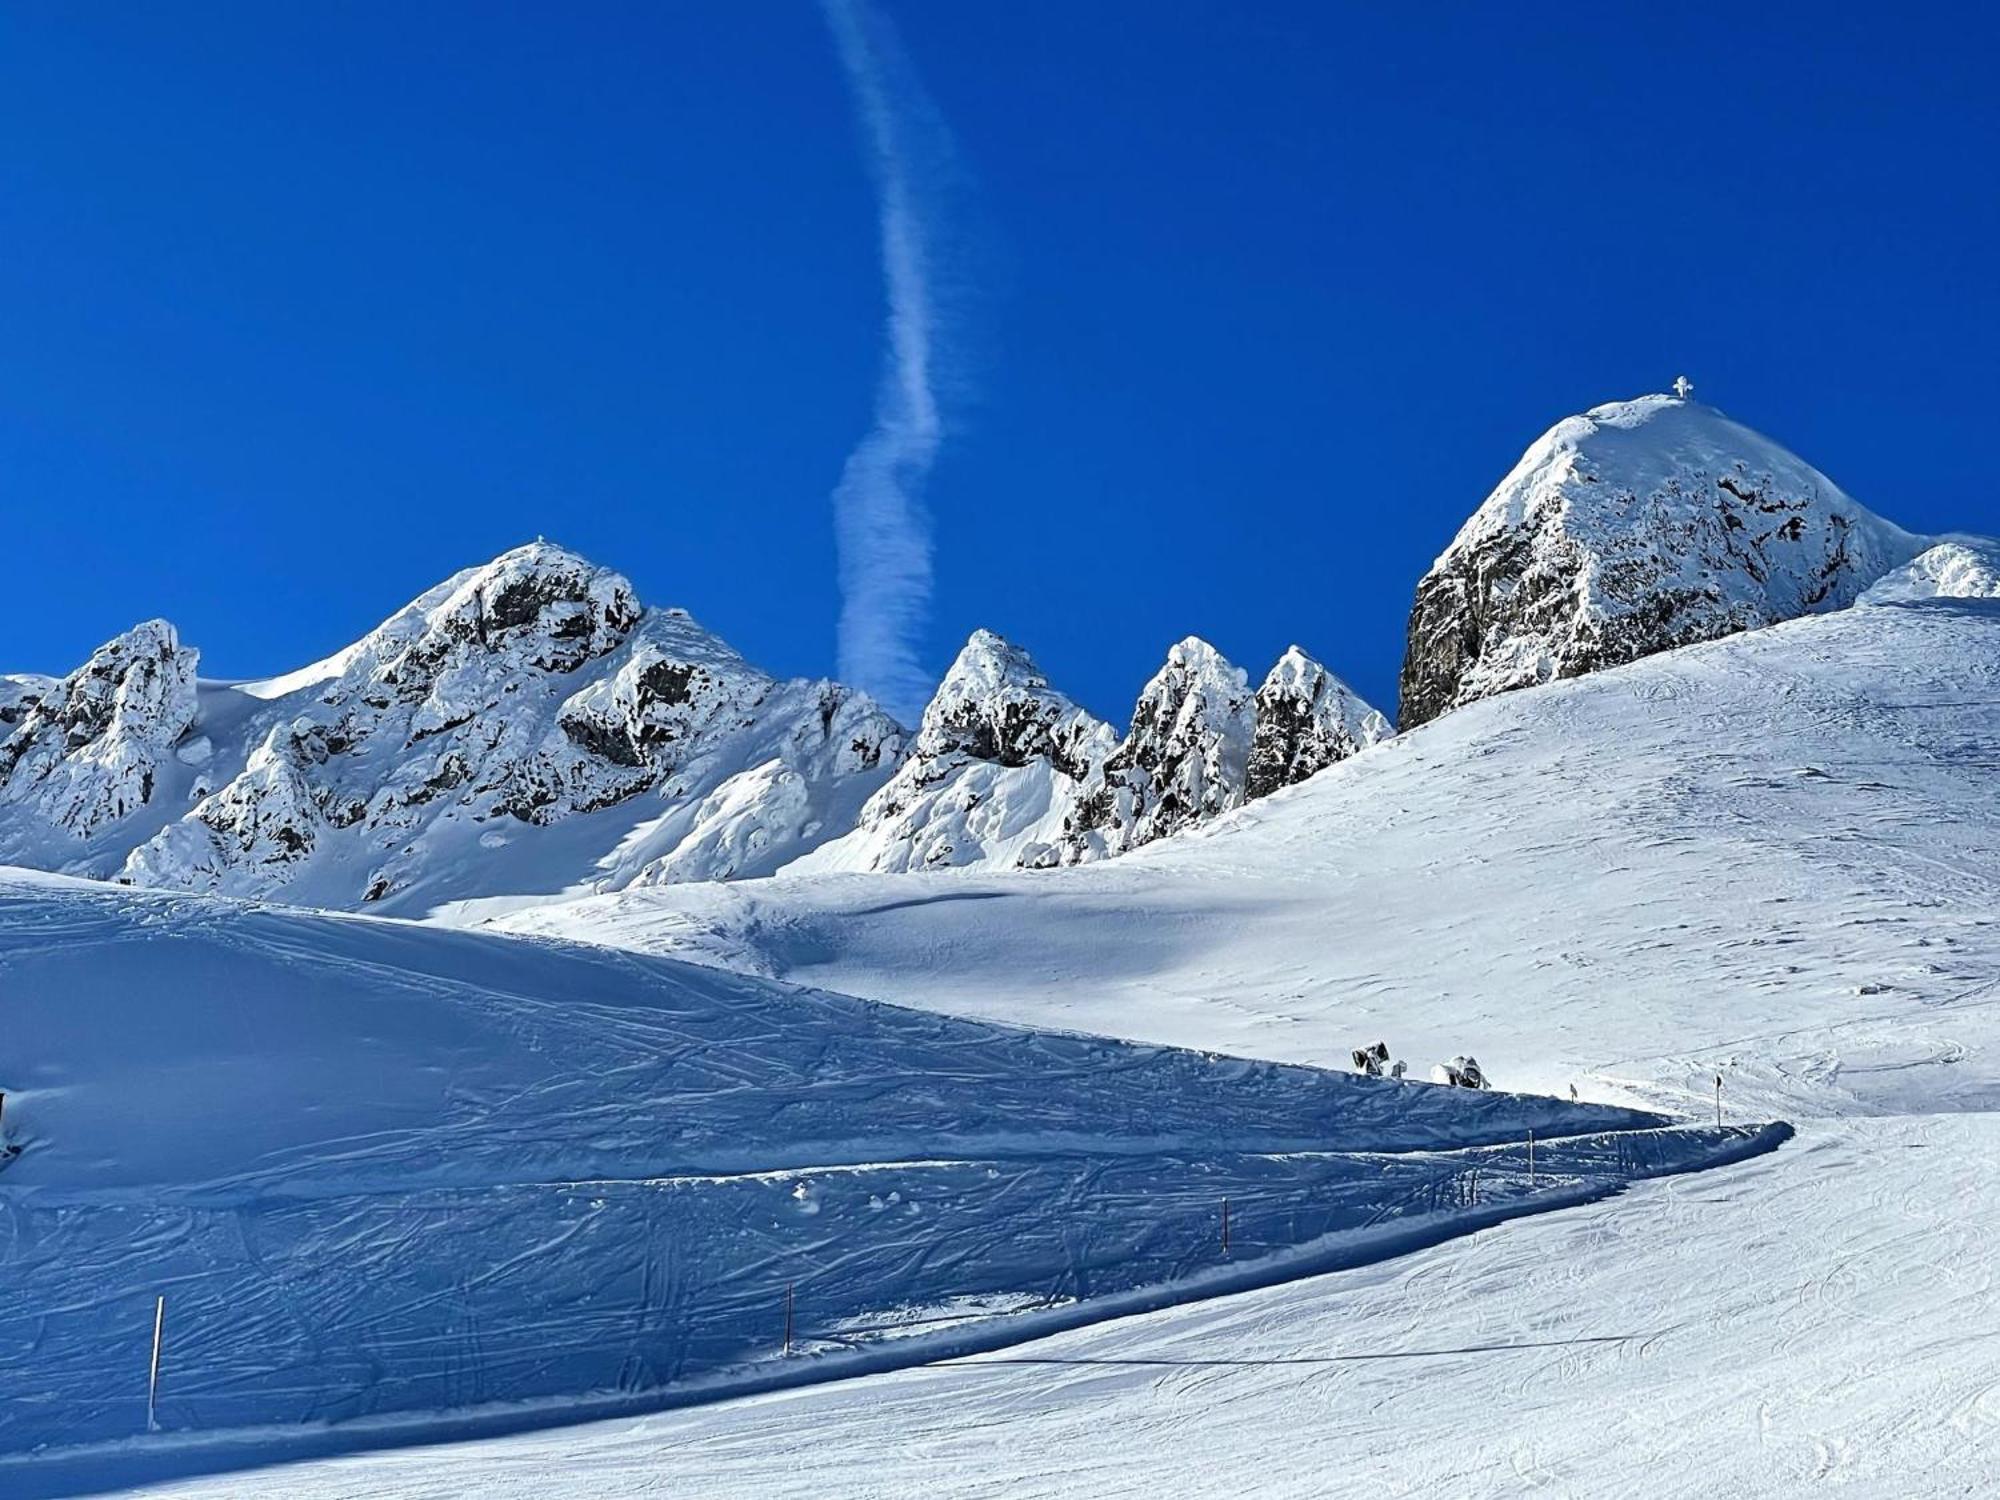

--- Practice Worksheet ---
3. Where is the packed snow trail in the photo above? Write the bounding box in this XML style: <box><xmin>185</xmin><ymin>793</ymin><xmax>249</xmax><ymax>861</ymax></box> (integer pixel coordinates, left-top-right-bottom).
<box><xmin>123</xmin><ymin>1116</ymin><xmax>1986</xmax><ymax>1500</ymax></box>
<box><xmin>337</xmin><ymin>591</ymin><xmax>2000</xmax><ymax>1499</ymax></box>
<box><xmin>0</xmin><ymin>872</ymin><xmax>1748</xmax><ymax>1495</ymax></box>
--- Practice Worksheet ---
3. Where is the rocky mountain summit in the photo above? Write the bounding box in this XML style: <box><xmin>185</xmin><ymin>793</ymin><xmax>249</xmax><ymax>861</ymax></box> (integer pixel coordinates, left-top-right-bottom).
<box><xmin>0</xmin><ymin>620</ymin><xmax>198</xmax><ymax>842</ymax></box>
<box><xmin>1400</xmin><ymin>394</ymin><xmax>1925</xmax><ymax>728</ymax></box>
<box><xmin>788</xmin><ymin>630</ymin><xmax>1116</xmax><ymax>875</ymax></box>
<box><xmin>1246</xmin><ymin>647</ymin><xmax>1393</xmax><ymax>801</ymax></box>
<box><xmin>0</xmin><ymin>544</ymin><xmax>904</xmax><ymax>911</ymax></box>
<box><xmin>806</xmin><ymin>631</ymin><xmax>1391</xmax><ymax>875</ymax></box>
<box><xmin>6</xmin><ymin>390</ymin><xmax>1951</xmax><ymax>913</ymax></box>
<box><xmin>0</xmin><ymin>545</ymin><xmax>1386</xmax><ymax>908</ymax></box>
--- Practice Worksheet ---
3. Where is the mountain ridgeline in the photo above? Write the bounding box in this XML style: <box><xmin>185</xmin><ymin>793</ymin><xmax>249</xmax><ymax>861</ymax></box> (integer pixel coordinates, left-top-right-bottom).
<box><xmin>2</xmin><ymin>391</ymin><xmax>1990</xmax><ymax>915</ymax></box>
<box><xmin>0</xmin><ymin>547</ymin><xmax>1387</xmax><ymax>911</ymax></box>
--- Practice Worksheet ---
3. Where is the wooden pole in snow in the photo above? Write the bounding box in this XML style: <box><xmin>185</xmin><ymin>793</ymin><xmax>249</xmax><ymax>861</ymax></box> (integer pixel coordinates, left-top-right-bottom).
<box><xmin>1221</xmin><ymin>1197</ymin><xmax>1231</xmax><ymax>1256</ymax></box>
<box><xmin>783</xmin><ymin>1282</ymin><xmax>794</xmax><ymax>1356</ymax></box>
<box><xmin>147</xmin><ymin>1296</ymin><xmax>165</xmax><ymax>1432</ymax></box>
<box><xmin>1715</xmin><ymin>1073</ymin><xmax>1724</xmax><ymax>1129</ymax></box>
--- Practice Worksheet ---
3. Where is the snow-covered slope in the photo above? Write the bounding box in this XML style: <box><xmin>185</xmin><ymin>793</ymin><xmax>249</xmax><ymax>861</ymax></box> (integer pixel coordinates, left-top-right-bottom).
<box><xmin>1400</xmin><ymin>393</ymin><xmax>1925</xmax><ymax>727</ymax></box>
<box><xmin>397</xmin><ymin>589</ymin><xmax>2000</xmax><ymax>1500</ymax></box>
<box><xmin>497</xmin><ymin>591</ymin><xmax>2000</xmax><ymax>1122</ymax></box>
<box><xmin>0</xmin><ymin>870</ymin><xmax>1755</xmax><ymax>1496</ymax></box>
<box><xmin>126</xmin><ymin>576</ymin><xmax>2000</xmax><ymax>1500</ymax></box>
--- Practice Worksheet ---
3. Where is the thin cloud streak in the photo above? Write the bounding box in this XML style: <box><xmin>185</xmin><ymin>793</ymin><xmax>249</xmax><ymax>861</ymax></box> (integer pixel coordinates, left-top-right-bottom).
<box><xmin>821</xmin><ymin>0</ymin><xmax>951</xmax><ymax>726</ymax></box>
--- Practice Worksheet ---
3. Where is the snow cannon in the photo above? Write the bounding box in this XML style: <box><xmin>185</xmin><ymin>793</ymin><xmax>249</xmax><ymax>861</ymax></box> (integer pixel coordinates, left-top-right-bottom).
<box><xmin>1430</xmin><ymin>1056</ymin><xmax>1488</xmax><ymax>1089</ymax></box>
<box><xmin>1350</xmin><ymin>1041</ymin><xmax>1391</xmax><ymax>1077</ymax></box>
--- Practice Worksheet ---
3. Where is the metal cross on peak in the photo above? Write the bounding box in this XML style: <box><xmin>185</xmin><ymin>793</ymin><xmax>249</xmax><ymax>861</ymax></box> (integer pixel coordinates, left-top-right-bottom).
<box><xmin>1673</xmin><ymin>374</ymin><xmax>1694</xmax><ymax>400</ymax></box>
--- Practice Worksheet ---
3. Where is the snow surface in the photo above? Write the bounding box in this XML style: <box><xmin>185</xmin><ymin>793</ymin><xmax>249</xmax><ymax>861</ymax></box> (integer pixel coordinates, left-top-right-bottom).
<box><xmin>1859</xmin><ymin>535</ymin><xmax>2000</xmax><ymax>604</ymax></box>
<box><xmin>225</xmin><ymin>588</ymin><xmax>2000</xmax><ymax>1499</ymax></box>
<box><xmin>0</xmin><ymin>869</ymin><xmax>1748</xmax><ymax>1497</ymax></box>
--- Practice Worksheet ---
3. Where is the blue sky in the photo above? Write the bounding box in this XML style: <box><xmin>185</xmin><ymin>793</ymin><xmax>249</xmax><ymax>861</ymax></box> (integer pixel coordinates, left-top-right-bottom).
<box><xmin>2</xmin><ymin>2</ymin><xmax>1994</xmax><ymax>721</ymax></box>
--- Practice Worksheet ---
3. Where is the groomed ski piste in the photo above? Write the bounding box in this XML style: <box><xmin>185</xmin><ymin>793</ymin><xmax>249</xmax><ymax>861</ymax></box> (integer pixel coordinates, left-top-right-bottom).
<box><xmin>205</xmin><ymin>588</ymin><xmax>1999</xmax><ymax>1500</ymax></box>
<box><xmin>0</xmin><ymin>873</ymin><xmax>1766</xmax><ymax>1499</ymax></box>
<box><xmin>11</xmin><ymin>585</ymin><xmax>2000</xmax><ymax>1497</ymax></box>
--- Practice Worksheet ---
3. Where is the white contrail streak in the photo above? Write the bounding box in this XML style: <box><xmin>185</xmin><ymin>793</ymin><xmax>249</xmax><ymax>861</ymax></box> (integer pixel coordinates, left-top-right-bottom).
<box><xmin>821</xmin><ymin>0</ymin><xmax>952</xmax><ymax>726</ymax></box>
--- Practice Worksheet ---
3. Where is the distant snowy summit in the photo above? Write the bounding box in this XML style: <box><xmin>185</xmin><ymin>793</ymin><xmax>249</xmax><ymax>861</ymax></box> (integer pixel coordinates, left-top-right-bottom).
<box><xmin>1400</xmin><ymin>392</ymin><xmax>1929</xmax><ymax>727</ymax></box>
<box><xmin>795</xmin><ymin>629</ymin><xmax>1388</xmax><ymax>875</ymax></box>
<box><xmin>4</xmin><ymin>387</ymin><xmax>1988</xmax><ymax>912</ymax></box>
<box><xmin>0</xmin><ymin>543</ymin><xmax>906</xmax><ymax>910</ymax></box>
<box><xmin>0</xmin><ymin>544</ymin><xmax>1386</xmax><ymax>908</ymax></box>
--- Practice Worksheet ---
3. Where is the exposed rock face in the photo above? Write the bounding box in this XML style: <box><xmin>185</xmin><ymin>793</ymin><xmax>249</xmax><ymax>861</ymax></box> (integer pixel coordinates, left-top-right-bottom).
<box><xmin>1245</xmin><ymin>647</ymin><xmax>1392</xmax><ymax>800</ymax></box>
<box><xmin>788</xmin><ymin>630</ymin><xmax>1116</xmax><ymax>874</ymax></box>
<box><xmin>119</xmin><ymin>543</ymin><xmax>904</xmax><ymax>907</ymax></box>
<box><xmin>1061</xmin><ymin>638</ymin><xmax>1254</xmax><ymax>862</ymax></box>
<box><xmin>0</xmin><ymin>620</ymin><xmax>199</xmax><ymax>838</ymax></box>
<box><xmin>1400</xmin><ymin>394</ymin><xmax>1923</xmax><ymax>729</ymax></box>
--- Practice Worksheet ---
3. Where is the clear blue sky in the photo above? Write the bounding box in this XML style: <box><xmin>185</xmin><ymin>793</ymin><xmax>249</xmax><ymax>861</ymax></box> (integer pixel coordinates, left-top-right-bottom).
<box><xmin>2</xmin><ymin>2</ymin><xmax>1994</xmax><ymax>721</ymax></box>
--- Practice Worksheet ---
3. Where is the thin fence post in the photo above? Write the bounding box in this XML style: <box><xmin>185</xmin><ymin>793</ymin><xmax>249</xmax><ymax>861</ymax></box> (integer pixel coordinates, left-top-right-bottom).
<box><xmin>1221</xmin><ymin>1197</ymin><xmax>1231</xmax><ymax>1257</ymax></box>
<box><xmin>783</xmin><ymin>1282</ymin><xmax>794</xmax><ymax>1356</ymax></box>
<box><xmin>1715</xmin><ymin>1073</ymin><xmax>1723</xmax><ymax>1129</ymax></box>
<box><xmin>147</xmin><ymin>1295</ymin><xmax>165</xmax><ymax>1432</ymax></box>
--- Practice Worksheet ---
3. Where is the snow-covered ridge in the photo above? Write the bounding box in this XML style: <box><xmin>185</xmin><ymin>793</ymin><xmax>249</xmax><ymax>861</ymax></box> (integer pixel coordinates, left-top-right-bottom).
<box><xmin>0</xmin><ymin>548</ymin><xmax>1387</xmax><ymax>908</ymax></box>
<box><xmin>0</xmin><ymin>619</ymin><xmax>198</xmax><ymax>840</ymax></box>
<box><xmin>795</xmin><ymin>630</ymin><xmax>1390</xmax><ymax>875</ymax></box>
<box><xmin>0</xmin><ymin>544</ymin><xmax>906</xmax><ymax>911</ymax></box>
<box><xmin>1400</xmin><ymin>393</ymin><xmax>1927</xmax><ymax>727</ymax></box>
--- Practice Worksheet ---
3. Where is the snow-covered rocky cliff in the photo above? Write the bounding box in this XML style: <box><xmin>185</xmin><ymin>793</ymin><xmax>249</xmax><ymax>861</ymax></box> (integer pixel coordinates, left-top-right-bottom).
<box><xmin>1400</xmin><ymin>393</ymin><xmax>1925</xmax><ymax>728</ymax></box>
<box><xmin>788</xmin><ymin>630</ymin><xmax>1116</xmax><ymax>874</ymax></box>
<box><xmin>0</xmin><ymin>544</ymin><xmax>904</xmax><ymax>912</ymax></box>
<box><xmin>791</xmin><ymin>632</ymin><xmax>1391</xmax><ymax>875</ymax></box>
<box><xmin>1061</xmin><ymin>638</ymin><xmax>1254</xmax><ymax>862</ymax></box>
<box><xmin>0</xmin><ymin>620</ymin><xmax>199</xmax><ymax>846</ymax></box>
<box><xmin>1245</xmin><ymin>646</ymin><xmax>1392</xmax><ymax>800</ymax></box>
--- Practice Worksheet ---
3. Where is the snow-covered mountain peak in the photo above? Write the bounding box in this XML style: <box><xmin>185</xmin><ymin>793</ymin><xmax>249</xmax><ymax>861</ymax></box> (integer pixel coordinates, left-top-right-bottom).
<box><xmin>0</xmin><ymin>618</ymin><xmax>200</xmax><ymax>841</ymax></box>
<box><xmin>782</xmin><ymin>630</ymin><xmax>1113</xmax><ymax>876</ymax></box>
<box><xmin>1059</xmin><ymin>637</ymin><xmax>1254</xmax><ymax>861</ymax></box>
<box><xmin>90</xmin><ymin>546</ymin><xmax>902</xmax><ymax>908</ymax></box>
<box><xmin>1245</xmin><ymin>646</ymin><xmax>1391</xmax><ymax>801</ymax></box>
<box><xmin>1402</xmin><ymin>391</ymin><xmax>1925</xmax><ymax>727</ymax></box>
<box><xmin>915</xmin><ymin>629</ymin><xmax>1109</xmax><ymax>776</ymax></box>
<box><xmin>341</xmin><ymin>540</ymin><xmax>642</xmax><ymax>696</ymax></box>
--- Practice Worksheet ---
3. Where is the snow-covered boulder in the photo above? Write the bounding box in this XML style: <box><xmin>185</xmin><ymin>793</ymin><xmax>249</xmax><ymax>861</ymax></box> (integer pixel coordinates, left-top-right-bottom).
<box><xmin>1859</xmin><ymin>538</ymin><xmax>2000</xmax><ymax>605</ymax></box>
<box><xmin>0</xmin><ymin>620</ymin><xmax>199</xmax><ymax>838</ymax></box>
<box><xmin>1400</xmin><ymin>393</ymin><xmax>1924</xmax><ymax>728</ymax></box>
<box><xmin>788</xmin><ymin>629</ymin><xmax>1115</xmax><ymax>874</ymax></box>
<box><xmin>1245</xmin><ymin>646</ymin><xmax>1391</xmax><ymax>800</ymax></box>
<box><xmin>1062</xmin><ymin>638</ymin><xmax>1254</xmax><ymax>862</ymax></box>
